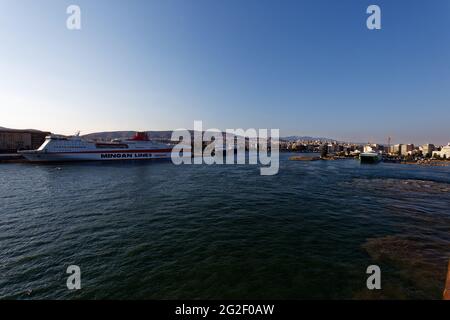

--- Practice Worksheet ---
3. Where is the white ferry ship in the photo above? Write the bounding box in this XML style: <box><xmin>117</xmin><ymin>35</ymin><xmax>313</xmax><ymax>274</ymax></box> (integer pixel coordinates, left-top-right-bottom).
<box><xmin>19</xmin><ymin>132</ymin><xmax>184</xmax><ymax>162</ymax></box>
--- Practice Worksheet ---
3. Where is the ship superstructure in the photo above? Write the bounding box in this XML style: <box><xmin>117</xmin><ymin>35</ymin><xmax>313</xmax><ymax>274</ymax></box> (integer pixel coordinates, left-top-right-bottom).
<box><xmin>360</xmin><ymin>144</ymin><xmax>382</xmax><ymax>163</ymax></box>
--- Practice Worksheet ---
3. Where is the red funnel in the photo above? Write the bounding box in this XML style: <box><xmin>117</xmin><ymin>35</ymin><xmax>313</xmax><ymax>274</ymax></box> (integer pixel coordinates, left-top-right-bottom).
<box><xmin>130</xmin><ymin>132</ymin><xmax>150</xmax><ymax>141</ymax></box>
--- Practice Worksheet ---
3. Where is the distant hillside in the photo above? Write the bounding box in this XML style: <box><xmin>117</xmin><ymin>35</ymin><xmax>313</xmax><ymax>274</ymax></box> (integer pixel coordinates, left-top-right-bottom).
<box><xmin>82</xmin><ymin>130</ymin><xmax>255</xmax><ymax>142</ymax></box>
<box><xmin>0</xmin><ymin>126</ymin><xmax>50</xmax><ymax>133</ymax></box>
<box><xmin>281</xmin><ymin>136</ymin><xmax>337</xmax><ymax>142</ymax></box>
<box><xmin>2</xmin><ymin>127</ymin><xmax>341</xmax><ymax>143</ymax></box>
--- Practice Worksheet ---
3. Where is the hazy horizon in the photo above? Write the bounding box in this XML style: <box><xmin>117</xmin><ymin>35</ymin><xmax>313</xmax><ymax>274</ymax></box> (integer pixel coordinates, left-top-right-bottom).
<box><xmin>1</xmin><ymin>124</ymin><xmax>447</xmax><ymax>146</ymax></box>
<box><xmin>1</xmin><ymin>0</ymin><xmax>449</xmax><ymax>145</ymax></box>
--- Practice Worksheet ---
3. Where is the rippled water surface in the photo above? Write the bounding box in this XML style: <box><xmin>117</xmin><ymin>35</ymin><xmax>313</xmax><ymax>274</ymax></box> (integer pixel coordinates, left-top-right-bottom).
<box><xmin>1</xmin><ymin>154</ymin><xmax>449</xmax><ymax>299</ymax></box>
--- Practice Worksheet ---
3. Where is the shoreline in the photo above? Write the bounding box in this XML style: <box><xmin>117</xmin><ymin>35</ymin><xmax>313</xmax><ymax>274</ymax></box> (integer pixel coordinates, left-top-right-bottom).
<box><xmin>2</xmin><ymin>152</ymin><xmax>450</xmax><ymax>167</ymax></box>
<box><xmin>288</xmin><ymin>154</ymin><xmax>450</xmax><ymax>166</ymax></box>
<box><xmin>400</xmin><ymin>160</ymin><xmax>450</xmax><ymax>167</ymax></box>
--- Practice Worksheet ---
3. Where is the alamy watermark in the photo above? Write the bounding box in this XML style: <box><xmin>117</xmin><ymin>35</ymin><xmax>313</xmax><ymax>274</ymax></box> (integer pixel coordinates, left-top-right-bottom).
<box><xmin>367</xmin><ymin>5</ymin><xmax>381</xmax><ymax>30</ymax></box>
<box><xmin>66</xmin><ymin>265</ymin><xmax>81</xmax><ymax>290</ymax></box>
<box><xmin>366</xmin><ymin>265</ymin><xmax>381</xmax><ymax>290</ymax></box>
<box><xmin>170</xmin><ymin>121</ymin><xmax>280</xmax><ymax>176</ymax></box>
<box><xmin>66</xmin><ymin>5</ymin><xmax>81</xmax><ymax>30</ymax></box>
<box><xmin>65</xmin><ymin>4</ymin><xmax>380</xmax><ymax>31</ymax></box>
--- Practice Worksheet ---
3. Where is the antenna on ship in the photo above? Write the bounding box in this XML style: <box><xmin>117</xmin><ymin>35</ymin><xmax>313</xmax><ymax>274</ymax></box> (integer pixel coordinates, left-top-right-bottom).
<box><xmin>75</xmin><ymin>131</ymin><xmax>81</xmax><ymax>137</ymax></box>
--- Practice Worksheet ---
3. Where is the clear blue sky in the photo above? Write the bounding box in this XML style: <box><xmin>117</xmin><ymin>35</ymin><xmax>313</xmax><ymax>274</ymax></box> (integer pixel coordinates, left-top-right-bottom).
<box><xmin>1</xmin><ymin>0</ymin><xmax>449</xmax><ymax>144</ymax></box>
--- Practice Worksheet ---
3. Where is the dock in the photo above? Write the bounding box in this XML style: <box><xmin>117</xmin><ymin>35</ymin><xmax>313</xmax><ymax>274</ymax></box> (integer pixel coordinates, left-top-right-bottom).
<box><xmin>0</xmin><ymin>153</ymin><xmax>25</xmax><ymax>163</ymax></box>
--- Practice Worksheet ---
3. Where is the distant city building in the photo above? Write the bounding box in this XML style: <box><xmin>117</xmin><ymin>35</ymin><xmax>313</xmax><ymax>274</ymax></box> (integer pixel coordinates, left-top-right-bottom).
<box><xmin>390</xmin><ymin>144</ymin><xmax>401</xmax><ymax>155</ymax></box>
<box><xmin>279</xmin><ymin>138</ymin><xmax>444</xmax><ymax>159</ymax></box>
<box><xmin>400</xmin><ymin>144</ymin><xmax>414</xmax><ymax>156</ymax></box>
<box><xmin>432</xmin><ymin>143</ymin><xmax>450</xmax><ymax>159</ymax></box>
<box><xmin>0</xmin><ymin>128</ymin><xmax>50</xmax><ymax>153</ymax></box>
<box><xmin>420</xmin><ymin>144</ymin><xmax>435</xmax><ymax>157</ymax></box>
<box><xmin>327</xmin><ymin>143</ymin><xmax>336</xmax><ymax>153</ymax></box>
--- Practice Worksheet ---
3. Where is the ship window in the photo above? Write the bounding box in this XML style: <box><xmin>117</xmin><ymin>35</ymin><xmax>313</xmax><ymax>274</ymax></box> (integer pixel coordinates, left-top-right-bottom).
<box><xmin>95</xmin><ymin>143</ymin><xmax>129</xmax><ymax>149</ymax></box>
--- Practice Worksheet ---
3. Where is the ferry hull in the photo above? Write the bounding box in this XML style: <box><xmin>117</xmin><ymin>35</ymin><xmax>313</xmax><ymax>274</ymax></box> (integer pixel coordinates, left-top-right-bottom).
<box><xmin>20</xmin><ymin>151</ymin><xmax>188</xmax><ymax>162</ymax></box>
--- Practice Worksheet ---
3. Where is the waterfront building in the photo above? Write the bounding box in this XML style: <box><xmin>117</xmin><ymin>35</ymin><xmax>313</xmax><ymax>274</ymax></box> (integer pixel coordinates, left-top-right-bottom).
<box><xmin>432</xmin><ymin>143</ymin><xmax>450</xmax><ymax>159</ymax></box>
<box><xmin>420</xmin><ymin>144</ymin><xmax>435</xmax><ymax>157</ymax></box>
<box><xmin>0</xmin><ymin>128</ymin><xmax>50</xmax><ymax>153</ymax></box>
<box><xmin>327</xmin><ymin>143</ymin><xmax>341</xmax><ymax>154</ymax></box>
<box><xmin>400</xmin><ymin>144</ymin><xmax>414</xmax><ymax>156</ymax></box>
<box><xmin>391</xmin><ymin>144</ymin><xmax>401</xmax><ymax>155</ymax></box>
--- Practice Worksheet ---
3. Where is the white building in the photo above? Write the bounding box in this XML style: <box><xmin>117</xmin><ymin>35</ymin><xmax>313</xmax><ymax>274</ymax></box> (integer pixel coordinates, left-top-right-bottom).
<box><xmin>400</xmin><ymin>144</ymin><xmax>414</xmax><ymax>156</ymax></box>
<box><xmin>390</xmin><ymin>144</ymin><xmax>401</xmax><ymax>155</ymax></box>
<box><xmin>420</xmin><ymin>144</ymin><xmax>435</xmax><ymax>156</ymax></box>
<box><xmin>432</xmin><ymin>143</ymin><xmax>450</xmax><ymax>159</ymax></box>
